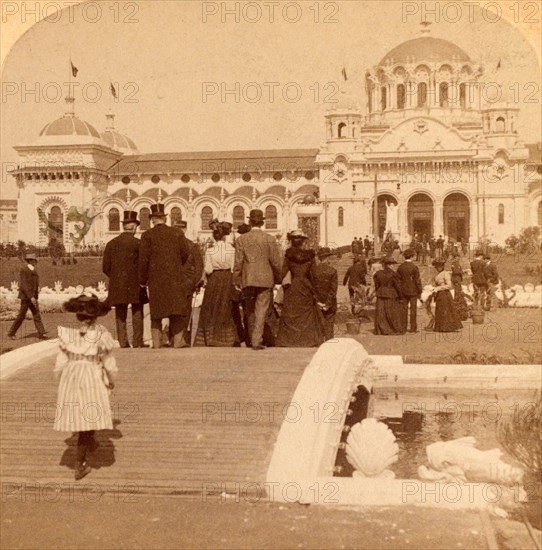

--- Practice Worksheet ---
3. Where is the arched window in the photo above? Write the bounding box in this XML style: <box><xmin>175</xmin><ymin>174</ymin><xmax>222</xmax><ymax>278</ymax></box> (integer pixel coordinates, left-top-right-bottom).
<box><xmin>439</xmin><ymin>82</ymin><xmax>449</xmax><ymax>107</ymax></box>
<box><xmin>417</xmin><ymin>82</ymin><xmax>427</xmax><ymax>107</ymax></box>
<box><xmin>201</xmin><ymin>206</ymin><xmax>213</xmax><ymax>230</ymax></box>
<box><xmin>140</xmin><ymin>207</ymin><xmax>150</xmax><ymax>231</ymax></box>
<box><xmin>538</xmin><ymin>201</ymin><xmax>542</xmax><ymax>225</ymax></box>
<box><xmin>265</xmin><ymin>205</ymin><xmax>278</xmax><ymax>230</ymax></box>
<box><xmin>338</xmin><ymin>207</ymin><xmax>344</xmax><ymax>227</ymax></box>
<box><xmin>498</xmin><ymin>204</ymin><xmax>504</xmax><ymax>224</ymax></box>
<box><xmin>232</xmin><ymin>205</ymin><xmax>245</xmax><ymax>229</ymax></box>
<box><xmin>337</xmin><ymin>122</ymin><xmax>347</xmax><ymax>138</ymax></box>
<box><xmin>47</xmin><ymin>205</ymin><xmax>63</xmax><ymax>242</ymax></box>
<box><xmin>380</xmin><ymin>86</ymin><xmax>387</xmax><ymax>111</ymax></box>
<box><xmin>170</xmin><ymin>206</ymin><xmax>182</xmax><ymax>226</ymax></box>
<box><xmin>496</xmin><ymin>117</ymin><xmax>506</xmax><ymax>133</ymax></box>
<box><xmin>459</xmin><ymin>83</ymin><xmax>467</xmax><ymax>108</ymax></box>
<box><xmin>108</xmin><ymin>208</ymin><xmax>120</xmax><ymax>232</ymax></box>
<box><xmin>397</xmin><ymin>84</ymin><xmax>405</xmax><ymax>109</ymax></box>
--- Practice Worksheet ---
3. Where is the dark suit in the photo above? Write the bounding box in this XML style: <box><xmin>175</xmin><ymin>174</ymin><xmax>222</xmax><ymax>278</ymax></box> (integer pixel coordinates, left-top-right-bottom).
<box><xmin>343</xmin><ymin>261</ymin><xmax>367</xmax><ymax>312</ymax></box>
<box><xmin>312</xmin><ymin>262</ymin><xmax>338</xmax><ymax>340</ymax></box>
<box><xmin>484</xmin><ymin>262</ymin><xmax>499</xmax><ymax>311</ymax></box>
<box><xmin>103</xmin><ymin>231</ymin><xmax>143</xmax><ymax>347</ymax></box>
<box><xmin>8</xmin><ymin>264</ymin><xmax>45</xmax><ymax>338</ymax></box>
<box><xmin>139</xmin><ymin>223</ymin><xmax>190</xmax><ymax>348</ymax></box>
<box><xmin>233</xmin><ymin>227</ymin><xmax>282</xmax><ymax>348</ymax></box>
<box><xmin>397</xmin><ymin>260</ymin><xmax>422</xmax><ymax>332</ymax></box>
<box><xmin>470</xmin><ymin>258</ymin><xmax>488</xmax><ymax>307</ymax></box>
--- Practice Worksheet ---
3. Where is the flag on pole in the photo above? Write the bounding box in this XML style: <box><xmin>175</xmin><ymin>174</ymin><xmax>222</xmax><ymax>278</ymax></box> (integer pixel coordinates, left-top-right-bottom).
<box><xmin>70</xmin><ymin>61</ymin><xmax>78</xmax><ymax>77</ymax></box>
<box><xmin>341</xmin><ymin>67</ymin><xmax>347</xmax><ymax>81</ymax></box>
<box><xmin>110</xmin><ymin>81</ymin><xmax>118</xmax><ymax>99</ymax></box>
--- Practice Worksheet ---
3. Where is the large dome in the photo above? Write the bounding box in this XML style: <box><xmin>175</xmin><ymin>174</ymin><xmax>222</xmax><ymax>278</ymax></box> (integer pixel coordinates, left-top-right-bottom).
<box><xmin>379</xmin><ymin>37</ymin><xmax>471</xmax><ymax>66</ymax></box>
<box><xmin>39</xmin><ymin>116</ymin><xmax>101</xmax><ymax>139</ymax></box>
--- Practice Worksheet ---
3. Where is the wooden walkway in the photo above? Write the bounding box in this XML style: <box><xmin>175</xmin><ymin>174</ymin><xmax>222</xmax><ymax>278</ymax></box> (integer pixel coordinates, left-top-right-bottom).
<box><xmin>1</xmin><ymin>348</ymin><xmax>315</xmax><ymax>496</ymax></box>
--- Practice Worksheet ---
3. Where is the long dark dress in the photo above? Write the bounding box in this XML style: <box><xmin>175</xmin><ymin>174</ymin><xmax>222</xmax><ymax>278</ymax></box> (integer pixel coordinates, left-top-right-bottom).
<box><xmin>276</xmin><ymin>248</ymin><xmax>325</xmax><ymax>347</ymax></box>
<box><xmin>373</xmin><ymin>268</ymin><xmax>405</xmax><ymax>335</ymax></box>
<box><xmin>433</xmin><ymin>271</ymin><xmax>463</xmax><ymax>332</ymax></box>
<box><xmin>194</xmin><ymin>269</ymin><xmax>239</xmax><ymax>347</ymax></box>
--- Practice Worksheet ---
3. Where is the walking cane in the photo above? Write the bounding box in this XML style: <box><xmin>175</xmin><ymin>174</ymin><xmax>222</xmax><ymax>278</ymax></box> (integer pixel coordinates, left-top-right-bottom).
<box><xmin>188</xmin><ymin>289</ymin><xmax>200</xmax><ymax>347</ymax></box>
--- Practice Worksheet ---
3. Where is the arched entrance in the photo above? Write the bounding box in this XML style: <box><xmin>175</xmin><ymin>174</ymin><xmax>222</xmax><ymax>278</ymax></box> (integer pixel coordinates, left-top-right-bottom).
<box><xmin>48</xmin><ymin>206</ymin><xmax>63</xmax><ymax>242</ymax></box>
<box><xmin>407</xmin><ymin>193</ymin><xmax>433</xmax><ymax>238</ymax></box>
<box><xmin>371</xmin><ymin>194</ymin><xmax>397</xmax><ymax>240</ymax></box>
<box><xmin>444</xmin><ymin>193</ymin><xmax>470</xmax><ymax>241</ymax></box>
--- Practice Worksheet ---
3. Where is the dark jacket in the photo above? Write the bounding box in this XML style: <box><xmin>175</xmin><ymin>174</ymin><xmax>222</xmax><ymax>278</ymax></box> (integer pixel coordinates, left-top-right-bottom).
<box><xmin>312</xmin><ymin>262</ymin><xmax>338</xmax><ymax>314</ymax></box>
<box><xmin>397</xmin><ymin>261</ymin><xmax>422</xmax><ymax>298</ymax></box>
<box><xmin>484</xmin><ymin>262</ymin><xmax>499</xmax><ymax>284</ymax></box>
<box><xmin>18</xmin><ymin>264</ymin><xmax>39</xmax><ymax>300</ymax></box>
<box><xmin>173</xmin><ymin>228</ymin><xmax>204</xmax><ymax>290</ymax></box>
<box><xmin>343</xmin><ymin>260</ymin><xmax>367</xmax><ymax>288</ymax></box>
<box><xmin>373</xmin><ymin>268</ymin><xmax>403</xmax><ymax>300</ymax></box>
<box><xmin>103</xmin><ymin>232</ymin><xmax>141</xmax><ymax>305</ymax></box>
<box><xmin>139</xmin><ymin>223</ymin><xmax>190</xmax><ymax>318</ymax></box>
<box><xmin>470</xmin><ymin>259</ymin><xmax>487</xmax><ymax>285</ymax></box>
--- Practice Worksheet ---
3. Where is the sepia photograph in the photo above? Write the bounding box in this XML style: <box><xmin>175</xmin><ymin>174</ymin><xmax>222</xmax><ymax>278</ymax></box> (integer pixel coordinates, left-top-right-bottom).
<box><xmin>0</xmin><ymin>1</ymin><xmax>541</xmax><ymax>548</ymax></box>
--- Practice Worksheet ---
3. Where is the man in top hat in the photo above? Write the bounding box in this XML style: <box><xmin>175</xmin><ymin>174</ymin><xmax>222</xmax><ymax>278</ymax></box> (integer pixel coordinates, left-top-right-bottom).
<box><xmin>139</xmin><ymin>203</ymin><xmax>191</xmax><ymax>348</ymax></box>
<box><xmin>313</xmin><ymin>247</ymin><xmax>338</xmax><ymax>340</ymax></box>
<box><xmin>233</xmin><ymin>209</ymin><xmax>282</xmax><ymax>350</ymax></box>
<box><xmin>103</xmin><ymin>211</ymin><xmax>146</xmax><ymax>348</ymax></box>
<box><xmin>397</xmin><ymin>249</ymin><xmax>422</xmax><ymax>333</ymax></box>
<box><xmin>470</xmin><ymin>250</ymin><xmax>488</xmax><ymax>308</ymax></box>
<box><xmin>7</xmin><ymin>252</ymin><xmax>48</xmax><ymax>340</ymax></box>
<box><xmin>172</xmin><ymin>219</ymin><xmax>204</xmax><ymax>346</ymax></box>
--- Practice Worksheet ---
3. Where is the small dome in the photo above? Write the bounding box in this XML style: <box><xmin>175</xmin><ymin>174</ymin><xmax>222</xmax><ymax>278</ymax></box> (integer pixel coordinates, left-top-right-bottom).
<box><xmin>101</xmin><ymin>130</ymin><xmax>138</xmax><ymax>154</ymax></box>
<box><xmin>379</xmin><ymin>37</ymin><xmax>470</xmax><ymax>66</ymax></box>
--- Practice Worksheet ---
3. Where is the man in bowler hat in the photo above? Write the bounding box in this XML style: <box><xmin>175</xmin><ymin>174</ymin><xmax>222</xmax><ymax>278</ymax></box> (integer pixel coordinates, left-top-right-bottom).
<box><xmin>8</xmin><ymin>253</ymin><xmax>47</xmax><ymax>340</ymax></box>
<box><xmin>233</xmin><ymin>209</ymin><xmax>282</xmax><ymax>350</ymax></box>
<box><xmin>103</xmin><ymin>211</ymin><xmax>146</xmax><ymax>348</ymax></box>
<box><xmin>139</xmin><ymin>203</ymin><xmax>190</xmax><ymax>348</ymax></box>
<box><xmin>397</xmin><ymin>249</ymin><xmax>422</xmax><ymax>332</ymax></box>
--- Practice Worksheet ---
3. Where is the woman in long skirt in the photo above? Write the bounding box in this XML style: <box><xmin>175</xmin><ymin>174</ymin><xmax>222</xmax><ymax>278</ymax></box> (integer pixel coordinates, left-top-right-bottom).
<box><xmin>194</xmin><ymin>220</ymin><xmax>240</xmax><ymax>347</ymax></box>
<box><xmin>54</xmin><ymin>294</ymin><xmax>117</xmax><ymax>480</ymax></box>
<box><xmin>276</xmin><ymin>230</ymin><xmax>325</xmax><ymax>347</ymax></box>
<box><xmin>431</xmin><ymin>259</ymin><xmax>463</xmax><ymax>332</ymax></box>
<box><xmin>373</xmin><ymin>257</ymin><xmax>405</xmax><ymax>335</ymax></box>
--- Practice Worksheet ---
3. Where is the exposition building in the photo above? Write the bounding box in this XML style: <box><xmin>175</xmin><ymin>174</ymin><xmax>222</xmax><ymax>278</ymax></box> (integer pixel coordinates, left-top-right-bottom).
<box><xmin>7</xmin><ymin>35</ymin><xmax>542</xmax><ymax>249</ymax></box>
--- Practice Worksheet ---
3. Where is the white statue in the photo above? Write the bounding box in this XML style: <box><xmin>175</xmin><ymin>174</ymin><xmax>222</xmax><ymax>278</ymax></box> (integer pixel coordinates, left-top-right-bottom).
<box><xmin>385</xmin><ymin>201</ymin><xmax>398</xmax><ymax>235</ymax></box>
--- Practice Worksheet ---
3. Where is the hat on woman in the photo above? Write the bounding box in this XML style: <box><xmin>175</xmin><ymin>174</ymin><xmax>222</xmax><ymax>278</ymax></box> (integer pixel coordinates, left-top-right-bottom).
<box><xmin>122</xmin><ymin>211</ymin><xmax>140</xmax><ymax>226</ymax></box>
<box><xmin>150</xmin><ymin>203</ymin><xmax>167</xmax><ymax>218</ymax></box>
<box><xmin>287</xmin><ymin>230</ymin><xmax>308</xmax><ymax>240</ymax></box>
<box><xmin>237</xmin><ymin>223</ymin><xmax>251</xmax><ymax>235</ymax></box>
<box><xmin>63</xmin><ymin>292</ymin><xmax>111</xmax><ymax>317</ymax></box>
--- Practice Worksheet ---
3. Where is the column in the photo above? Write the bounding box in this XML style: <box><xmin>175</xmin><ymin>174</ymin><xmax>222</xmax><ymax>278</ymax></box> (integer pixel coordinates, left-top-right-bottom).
<box><xmin>399</xmin><ymin>202</ymin><xmax>408</xmax><ymax>246</ymax></box>
<box><xmin>435</xmin><ymin>199</ymin><xmax>444</xmax><ymax>237</ymax></box>
<box><xmin>469</xmin><ymin>198</ymin><xmax>475</xmax><ymax>243</ymax></box>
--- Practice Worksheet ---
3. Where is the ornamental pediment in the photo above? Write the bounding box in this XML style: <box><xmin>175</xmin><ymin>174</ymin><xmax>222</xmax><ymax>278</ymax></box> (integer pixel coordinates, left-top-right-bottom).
<box><xmin>368</xmin><ymin>117</ymin><xmax>471</xmax><ymax>153</ymax></box>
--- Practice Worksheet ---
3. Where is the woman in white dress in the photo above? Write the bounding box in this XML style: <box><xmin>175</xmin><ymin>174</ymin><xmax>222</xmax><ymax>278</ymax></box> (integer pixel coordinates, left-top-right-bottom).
<box><xmin>194</xmin><ymin>220</ymin><xmax>240</xmax><ymax>346</ymax></box>
<box><xmin>54</xmin><ymin>293</ymin><xmax>117</xmax><ymax>480</ymax></box>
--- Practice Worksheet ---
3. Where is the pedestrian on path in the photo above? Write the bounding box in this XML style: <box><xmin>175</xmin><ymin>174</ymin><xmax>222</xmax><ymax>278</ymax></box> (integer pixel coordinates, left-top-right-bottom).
<box><xmin>7</xmin><ymin>253</ymin><xmax>48</xmax><ymax>340</ymax></box>
<box><xmin>102</xmin><ymin>211</ymin><xmax>146</xmax><ymax>348</ymax></box>
<box><xmin>53</xmin><ymin>293</ymin><xmax>117</xmax><ymax>481</ymax></box>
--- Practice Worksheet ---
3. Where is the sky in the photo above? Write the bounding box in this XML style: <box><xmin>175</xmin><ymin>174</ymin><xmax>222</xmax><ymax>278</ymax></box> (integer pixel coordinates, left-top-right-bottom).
<box><xmin>1</xmin><ymin>0</ymin><xmax>541</xmax><ymax>199</ymax></box>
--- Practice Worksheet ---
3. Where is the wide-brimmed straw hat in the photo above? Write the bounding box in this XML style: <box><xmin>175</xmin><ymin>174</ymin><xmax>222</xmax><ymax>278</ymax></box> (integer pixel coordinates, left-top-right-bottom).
<box><xmin>287</xmin><ymin>230</ymin><xmax>308</xmax><ymax>240</ymax></box>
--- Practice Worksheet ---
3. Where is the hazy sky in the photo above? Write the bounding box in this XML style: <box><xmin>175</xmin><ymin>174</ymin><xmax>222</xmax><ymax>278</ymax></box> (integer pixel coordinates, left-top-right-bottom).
<box><xmin>1</xmin><ymin>0</ymin><xmax>541</xmax><ymax>199</ymax></box>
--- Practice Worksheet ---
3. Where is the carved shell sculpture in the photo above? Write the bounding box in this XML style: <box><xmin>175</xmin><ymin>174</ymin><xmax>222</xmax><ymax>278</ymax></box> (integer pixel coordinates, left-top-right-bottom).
<box><xmin>54</xmin><ymin>280</ymin><xmax>63</xmax><ymax>293</ymax></box>
<box><xmin>345</xmin><ymin>418</ymin><xmax>399</xmax><ymax>478</ymax></box>
<box><xmin>97</xmin><ymin>281</ymin><xmax>107</xmax><ymax>293</ymax></box>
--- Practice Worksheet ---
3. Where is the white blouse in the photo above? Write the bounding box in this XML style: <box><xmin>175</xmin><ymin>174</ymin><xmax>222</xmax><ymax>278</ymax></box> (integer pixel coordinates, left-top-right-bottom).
<box><xmin>204</xmin><ymin>240</ymin><xmax>236</xmax><ymax>275</ymax></box>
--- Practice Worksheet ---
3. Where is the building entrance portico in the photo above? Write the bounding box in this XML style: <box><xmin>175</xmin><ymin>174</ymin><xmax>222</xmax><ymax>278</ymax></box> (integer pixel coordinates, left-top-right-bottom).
<box><xmin>444</xmin><ymin>193</ymin><xmax>470</xmax><ymax>241</ymax></box>
<box><xmin>407</xmin><ymin>193</ymin><xmax>434</xmax><ymax>238</ymax></box>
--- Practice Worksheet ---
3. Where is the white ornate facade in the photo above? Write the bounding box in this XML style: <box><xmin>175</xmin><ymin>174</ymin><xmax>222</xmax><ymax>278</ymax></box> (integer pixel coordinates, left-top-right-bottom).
<box><xmin>8</xmin><ymin>36</ymin><xmax>542</xmax><ymax>248</ymax></box>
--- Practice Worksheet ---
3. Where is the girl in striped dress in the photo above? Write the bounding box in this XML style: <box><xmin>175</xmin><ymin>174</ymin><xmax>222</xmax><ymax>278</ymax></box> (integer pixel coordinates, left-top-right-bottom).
<box><xmin>54</xmin><ymin>293</ymin><xmax>117</xmax><ymax>480</ymax></box>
